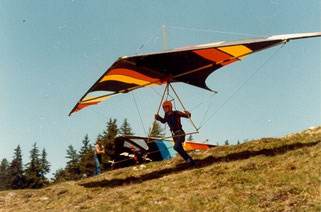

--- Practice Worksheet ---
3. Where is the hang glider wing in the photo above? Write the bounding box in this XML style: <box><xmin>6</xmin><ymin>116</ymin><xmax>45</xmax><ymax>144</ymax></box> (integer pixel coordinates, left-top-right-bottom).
<box><xmin>69</xmin><ymin>32</ymin><xmax>321</xmax><ymax>116</ymax></box>
<box><xmin>113</xmin><ymin>135</ymin><xmax>216</xmax><ymax>168</ymax></box>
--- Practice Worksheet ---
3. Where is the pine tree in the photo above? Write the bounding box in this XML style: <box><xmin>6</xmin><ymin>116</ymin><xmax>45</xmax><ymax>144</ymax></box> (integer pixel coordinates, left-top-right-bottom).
<box><xmin>149</xmin><ymin>122</ymin><xmax>165</xmax><ymax>137</ymax></box>
<box><xmin>79</xmin><ymin>134</ymin><xmax>95</xmax><ymax>177</ymax></box>
<box><xmin>101</xmin><ymin>119</ymin><xmax>118</xmax><ymax>156</ymax></box>
<box><xmin>51</xmin><ymin>168</ymin><xmax>68</xmax><ymax>183</ymax></box>
<box><xmin>0</xmin><ymin>158</ymin><xmax>9</xmax><ymax>190</ymax></box>
<box><xmin>224</xmin><ymin>140</ymin><xmax>229</xmax><ymax>145</ymax></box>
<box><xmin>40</xmin><ymin>148</ymin><xmax>50</xmax><ymax>183</ymax></box>
<box><xmin>119</xmin><ymin>118</ymin><xmax>134</xmax><ymax>135</ymax></box>
<box><xmin>103</xmin><ymin>118</ymin><xmax>118</xmax><ymax>141</ymax></box>
<box><xmin>79</xmin><ymin>134</ymin><xmax>90</xmax><ymax>156</ymax></box>
<box><xmin>7</xmin><ymin>145</ymin><xmax>25</xmax><ymax>189</ymax></box>
<box><xmin>79</xmin><ymin>145</ymin><xmax>94</xmax><ymax>178</ymax></box>
<box><xmin>100</xmin><ymin>118</ymin><xmax>119</xmax><ymax>170</ymax></box>
<box><xmin>65</xmin><ymin>145</ymin><xmax>81</xmax><ymax>180</ymax></box>
<box><xmin>25</xmin><ymin>143</ymin><xmax>45</xmax><ymax>189</ymax></box>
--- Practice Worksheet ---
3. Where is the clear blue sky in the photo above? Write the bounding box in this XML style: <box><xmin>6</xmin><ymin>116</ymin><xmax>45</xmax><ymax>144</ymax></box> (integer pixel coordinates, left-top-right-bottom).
<box><xmin>1</xmin><ymin>0</ymin><xmax>320</xmax><ymax>178</ymax></box>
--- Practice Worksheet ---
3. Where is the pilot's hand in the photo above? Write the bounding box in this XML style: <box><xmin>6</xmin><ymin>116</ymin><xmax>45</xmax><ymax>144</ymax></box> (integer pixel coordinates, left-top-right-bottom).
<box><xmin>184</xmin><ymin>111</ymin><xmax>191</xmax><ymax>117</ymax></box>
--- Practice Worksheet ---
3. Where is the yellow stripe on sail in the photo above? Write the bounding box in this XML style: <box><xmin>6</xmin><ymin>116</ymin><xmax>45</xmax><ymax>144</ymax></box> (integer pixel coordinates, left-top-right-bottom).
<box><xmin>81</xmin><ymin>96</ymin><xmax>110</xmax><ymax>104</ymax></box>
<box><xmin>100</xmin><ymin>75</ymin><xmax>159</xmax><ymax>86</ymax></box>
<box><xmin>218</xmin><ymin>45</ymin><xmax>252</xmax><ymax>59</ymax></box>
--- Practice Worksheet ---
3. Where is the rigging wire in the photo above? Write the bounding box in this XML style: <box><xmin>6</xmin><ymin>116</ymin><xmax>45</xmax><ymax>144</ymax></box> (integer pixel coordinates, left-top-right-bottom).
<box><xmin>198</xmin><ymin>92</ymin><xmax>217</xmax><ymax>128</ymax></box>
<box><xmin>149</xmin><ymin>85</ymin><xmax>162</xmax><ymax>97</ymax></box>
<box><xmin>198</xmin><ymin>42</ymin><xmax>287</xmax><ymax>129</ymax></box>
<box><xmin>136</xmin><ymin>25</ymin><xmax>261</xmax><ymax>55</ymax></box>
<box><xmin>88</xmin><ymin>107</ymin><xmax>110</xmax><ymax>120</ymax></box>
<box><xmin>190</xmin><ymin>92</ymin><xmax>217</xmax><ymax>112</ymax></box>
<box><xmin>166</xmin><ymin>25</ymin><xmax>263</xmax><ymax>37</ymax></box>
<box><xmin>135</xmin><ymin>28</ymin><xmax>163</xmax><ymax>55</ymax></box>
<box><xmin>131</xmin><ymin>92</ymin><xmax>147</xmax><ymax>136</ymax></box>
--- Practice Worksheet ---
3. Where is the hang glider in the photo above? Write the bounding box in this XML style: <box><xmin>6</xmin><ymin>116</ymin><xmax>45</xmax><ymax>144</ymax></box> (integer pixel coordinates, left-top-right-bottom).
<box><xmin>69</xmin><ymin>32</ymin><xmax>321</xmax><ymax>116</ymax></box>
<box><xmin>112</xmin><ymin>135</ymin><xmax>216</xmax><ymax>168</ymax></box>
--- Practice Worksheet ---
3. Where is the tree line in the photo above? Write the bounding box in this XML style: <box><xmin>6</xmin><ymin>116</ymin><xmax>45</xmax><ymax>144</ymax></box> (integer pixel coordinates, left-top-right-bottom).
<box><xmin>0</xmin><ymin>118</ymin><xmax>165</xmax><ymax>190</ymax></box>
<box><xmin>0</xmin><ymin>143</ymin><xmax>50</xmax><ymax>190</ymax></box>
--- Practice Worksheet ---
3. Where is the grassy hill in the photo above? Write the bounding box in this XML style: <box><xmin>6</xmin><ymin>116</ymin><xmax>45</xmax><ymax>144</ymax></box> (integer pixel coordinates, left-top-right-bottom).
<box><xmin>1</xmin><ymin>126</ymin><xmax>320</xmax><ymax>211</ymax></box>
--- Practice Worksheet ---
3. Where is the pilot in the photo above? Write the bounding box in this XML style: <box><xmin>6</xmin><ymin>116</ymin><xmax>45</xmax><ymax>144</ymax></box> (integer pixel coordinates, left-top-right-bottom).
<box><xmin>155</xmin><ymin>101</ymin><xmax>196</xmax><ymax>166</ymax></box>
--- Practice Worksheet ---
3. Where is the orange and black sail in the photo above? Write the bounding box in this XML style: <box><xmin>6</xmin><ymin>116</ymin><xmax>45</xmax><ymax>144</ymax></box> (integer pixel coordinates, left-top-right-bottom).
<box><xmin>69</xmin><ymin>32</ymin><xmax>321</xmax><ymax>116</ymax></box>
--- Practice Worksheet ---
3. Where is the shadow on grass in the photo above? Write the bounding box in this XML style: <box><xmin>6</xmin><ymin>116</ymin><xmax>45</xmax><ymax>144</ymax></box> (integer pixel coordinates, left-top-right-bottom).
<box><xmin>79</xmin><ymin>140</ymin><xmax>320</xmax><ymax>189</ymax></box>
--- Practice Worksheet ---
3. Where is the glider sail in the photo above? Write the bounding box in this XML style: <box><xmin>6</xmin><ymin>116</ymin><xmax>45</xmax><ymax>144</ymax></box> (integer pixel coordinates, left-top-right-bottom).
<box><xmin>113</xmin><ymin>135</ymin><xmax>216</xmax><ymax>168</ymax></box>
<box><xmin>69</xmin><ymin>32</ymin><xmax>321</xmax><ymax>116</ymax></box>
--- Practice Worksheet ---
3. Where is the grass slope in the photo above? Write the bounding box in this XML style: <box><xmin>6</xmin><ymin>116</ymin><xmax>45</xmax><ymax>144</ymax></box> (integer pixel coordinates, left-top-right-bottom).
<box><xmin>1</xmin><ymin>127</ymin><xmax>320</xmax><ymax>211</ymax></box>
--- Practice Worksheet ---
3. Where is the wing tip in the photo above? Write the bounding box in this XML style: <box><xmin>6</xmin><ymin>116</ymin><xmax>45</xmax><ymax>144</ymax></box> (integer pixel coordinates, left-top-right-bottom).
<box><xmin>267</xmin><ymin>32</ymin><xmax>321</xmax><ymax>41</ymax></box>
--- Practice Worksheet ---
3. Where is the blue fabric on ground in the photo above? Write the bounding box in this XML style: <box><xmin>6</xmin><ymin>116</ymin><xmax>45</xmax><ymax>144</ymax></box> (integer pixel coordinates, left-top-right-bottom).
<box><xmin>155</xmin><ymin>140</ymin><xmax>177</xmax><ymax>160</ymax></box>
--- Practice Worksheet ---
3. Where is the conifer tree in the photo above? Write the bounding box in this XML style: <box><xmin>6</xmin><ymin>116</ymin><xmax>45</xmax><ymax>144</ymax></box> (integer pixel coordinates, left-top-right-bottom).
<box><xmin>0</xmin><ymin>158</ymin><xmax>9</xmax><ymax>191</ymax></box>
<box><xmin>65</xmin><ymin>145</ymin><xmax>81</xmax><ymax>180</ymax></box>
<box><xmin>40</xmin><ymin>148</ymin><xmax>50</xmax><ymax>181</ymax></box>
<box><xmin>119</xmin><ymin>118</ymin><xmax>134</xmax><ymax>135</ymax></box>
<box><xmin>224</xmin><ymin>140</ymin><xmax>229</xmax><ymax>145</ymax></box>
<box><xmin>104</xmin><ymin>118</ymin><xmax>119</xmax><ymax>140</ymax></box>
<box><xmin>7</xmin><ymin>145</ymin><xmax>25</xmax><ymax>189</ymax></box>
<box><xmin>79</xmin><ymin>134</ymin><xmax>95</xmax><ymax>177</ymax></box>
<box><xmin>101</xmin><ymin>118</ymin><xmax>118</xmax><ymax>156</ymax></box>
<box><xmin>79</xmin><ymin>134</ymin><xmax>90</xmax><ymax>155</ymax></box>
<box><xmin>25</xmin><ymin>143</ymin><xmax>45</xmax><ymax>189</ymax></box>
<box><xmin>100</xmin><ymin>118</ymin><xmax>119</xmax><ymax>169</ymax></box>
<box><xmin>149</xmin><ymin>122</ymin><xmax>165</xmax><ymax>137</ymax></box>
<box><xmin>52</xmin><ymin>168</ymin><xmax>68</xmax><ymax>183</ymax></box>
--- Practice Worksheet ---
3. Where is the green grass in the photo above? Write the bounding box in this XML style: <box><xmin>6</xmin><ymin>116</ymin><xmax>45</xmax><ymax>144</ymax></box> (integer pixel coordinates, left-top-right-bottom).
<box><xmin>1</xmin><ymin>126</ymin><xmax>320</xmax><ymax>211</ymax></box>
